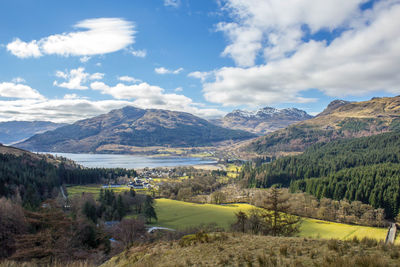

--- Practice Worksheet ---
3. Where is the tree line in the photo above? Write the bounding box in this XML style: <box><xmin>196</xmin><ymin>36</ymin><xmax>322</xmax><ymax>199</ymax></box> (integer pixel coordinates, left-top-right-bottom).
<box><xmin>240</xmin><ymin>131</ymin><xmax>400</xmax><ymax>218</ymax></box>
<box><xmin>0</xmin><ymin>152</ymin><xmax>137</xmax><ymax>210</ymax></box>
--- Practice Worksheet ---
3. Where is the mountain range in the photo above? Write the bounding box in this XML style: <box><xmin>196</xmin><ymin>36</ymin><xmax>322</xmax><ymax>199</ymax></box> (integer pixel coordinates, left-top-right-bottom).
<box><xmin>245</xmin><ymin>96</ymin><xmax>400</xmax><ymax>154</ymax></box>
<box><xmin>15</xmin><ymin>106</ymin><xmax>256</xmax><ymax>153</ymax></box>
<box><xmin>0</xmin><ymin>121</ymin><xmax>66</xmax><ymax>145</ymax></box>
<box><xmin>212</xmin><ymin>107</ymin><xmax>313</xmax><ymax>135</ymax></box>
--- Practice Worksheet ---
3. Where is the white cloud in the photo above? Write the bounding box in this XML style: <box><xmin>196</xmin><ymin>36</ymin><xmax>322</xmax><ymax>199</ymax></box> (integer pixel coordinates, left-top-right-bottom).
<box><xmin>188</xmin><ymin>71</ymin><xmax>213</xmax><ymax>82</ymax></box>
<box><xmin>130</xmin><ymin>49</ymin><xmax>147</xmax><ymax>58</ymax></box>
<box><xmin>90</xmin><ymin>81</ymin><xmax>224</xmax><ymax>118</ymax></box>
<box><xmin>0</xmin><ymin>98</ymin><xmax>134</xmax><ymax>123</ymax></box>
<box><xmin>118</xmin><ymin>76</ymin><xmax>142</xmax><ymax>83</ymax></box>
<box><xmin>174</xmin><ymin>87</ymin><xmax>183</xmax><ymax>92</ymax></box>
<box><xmin>0</xmin><ymin>82</ymin><xmax>44</xmax><ymax>100</ymax></box>
<box><xmin>202</xmin><ymin>0</ymin><xmax>400</xmax><ymax>106</ymax></box>
<box><xmin>218</xmin><ymin>0</ymin><xmax>367</xmax><ymax>66</ymax></box>
<box><xmin>54</xmin><ymin>67</ymin><xmax>103</xmax><ymax>90</ymax></box>
<box><xmin>80</xmin><ymin>56</ymin><xmax>91</xmax><ymax>63</ymax></box>
<box><xmin>12</xmin><ymin>77</ymin><xmax>26</xmax><ymax>83</ymax></box>
<box><xmin>89</xmin><ymin>72</ymin><xmax>104</xmax><ymax>80</ymax></box>
<box><xmin>7</xmin><ymin>18</ymin><xmax>135</xmax><ymax>58</ymax></box>
<box><xmin>164</xmin><ymin>0</ymin><xmax>180</xmax><ymax>8</ymax></box>
<box><xmin>63</xmin><ymin>93</ymin><xmax>82</xmax><ymax>99</ymax></box>
<box><xmin>6</xmin><ymin>39</ymin><xmax>42</xmax><ymax>58</ymax></box>
<box><xmin>0</xmin><ymin>96</ymin><xmax>224</xmax><ymax>123</ymax></box>
<box><xmin>155</xmin><ymin>67</ymin><xmax>183</xmax><ymax>75</ymax></box>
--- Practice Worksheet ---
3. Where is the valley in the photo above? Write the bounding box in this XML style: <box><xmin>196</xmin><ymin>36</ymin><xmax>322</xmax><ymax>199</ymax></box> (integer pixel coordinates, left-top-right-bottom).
<box><xmin>2</xmin><ymin>96</ymin><xmax>400</xmax><ymax>267</ymax></box>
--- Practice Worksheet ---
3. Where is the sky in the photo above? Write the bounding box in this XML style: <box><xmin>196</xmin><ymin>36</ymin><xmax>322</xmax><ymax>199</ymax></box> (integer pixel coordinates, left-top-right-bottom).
<box><xmin>0</xmin><ymin>0</ymin><xmax>399</xmax><ymax>123</ymax></box>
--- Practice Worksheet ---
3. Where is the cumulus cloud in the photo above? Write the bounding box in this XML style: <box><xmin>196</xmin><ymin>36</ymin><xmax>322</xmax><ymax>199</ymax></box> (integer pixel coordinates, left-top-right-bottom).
<box><xmin>7</xmin><ymin>18</ymin><xmax>135</xmax><ymax>58</ymax></box>
<box><xmin>217</xmin><ymin>0</ymin><xmax>367</xmax><ymax>66</ymax></box>
<box><xmin>90</xmin><ymin>81</ymin><xmax>224</xmax><ymax>118</ymax></box>
<box><xmin>80</xmin><ymin>56</ymin><xmax>91</xmax><ymax>63</ymax></box>
<box><xmin>6</xmin><ymin>39</ymin><xmax>42</xmax><ymax>58</ymax></box>
<box><xmin>130</xmin><ymin>49</ymin><xmax>147</xmax><ymax>58</ymax></box>
<box><xmin>0</xmin><ymin>99</ymin><xmax>135</xmax><ymax>123</ymax></box>
<box><xmin>0</xmin><ymin>82</ymin><xmax>44</xmax><ymax>100</ymax></box>
<box><xmin>53</xmin><ymin>67</ymin><xmax>104</xmax><ymax>90</ymax></box>
<box><xmin>188</xmin><ymin>71</ymin><xmax>213</xmax><ymax>82</ymax></box>
<box><xmin>202</xmin><ymin>0</ymin><xmax>400</xmax><ymax>106</ymax></box>
<box><xmin>118</xmin><ymin>76</ymin><xmax>142</xmax><ymax>83</ymax></box>
<box><xmin>164</xmin><ymin>0</ymin><xmax>180</xmax><ymax>8</ymax></box>
<box><xmin>0</xmin><ymin>95</ymin><xmax>224</xmax><ymax>123</ymax></box>
<box><xmin>155</xmin><ymin>67</ymin><xmax>183</xmax><ymax>75</ymax></box>
<box><xmin>174</xmin><ymin>87</ymin><xmax>183</xmax><ymax>92</ymax></box>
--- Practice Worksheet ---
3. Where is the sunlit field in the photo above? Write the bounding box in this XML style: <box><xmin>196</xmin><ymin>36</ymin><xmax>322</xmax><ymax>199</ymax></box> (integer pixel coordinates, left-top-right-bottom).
<box><xmin>154</xmin><ymin>199</ymin><xmax>387</xmax><ymax>241</ymax></box>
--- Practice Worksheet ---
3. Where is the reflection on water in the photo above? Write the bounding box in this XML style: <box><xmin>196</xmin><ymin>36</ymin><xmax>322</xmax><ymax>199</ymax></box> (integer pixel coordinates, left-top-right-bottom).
<box><xmin>46</xmin><ymin>152</ymin><xmax>217</xmax><ymax>169</ymax></box>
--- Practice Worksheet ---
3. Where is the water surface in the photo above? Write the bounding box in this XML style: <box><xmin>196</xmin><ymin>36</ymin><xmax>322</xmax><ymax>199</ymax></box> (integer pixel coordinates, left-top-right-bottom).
<box><xmin>47</xmin><ymin>152</ymin><xmax>217</xmax><ymax>169</ymax></box>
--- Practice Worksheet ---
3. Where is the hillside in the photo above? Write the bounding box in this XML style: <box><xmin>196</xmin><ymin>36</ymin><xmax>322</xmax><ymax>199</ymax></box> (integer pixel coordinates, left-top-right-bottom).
<box><xmin>0</xmin><ymin>143</ymin><xmax>138</xmax><ymax>210</ymax></box>
<box><xmin>212</xmin><ymin>107</ymin><xmax>312</xmax><ymax>135</ymax></box>
<box><xmin>101</xmin><ymin>233</ymin><xmax>398</xmax><ymax>267</ymax></box>
<box><xmin>15</xmin><ymin>106</ymin><xmax>256</xmax><ymax>153</ymax></box>
<box><xmin>245</xmin><ymin>96</ymin><xmax>400</xmax><ymax>154</ymax></box>
<box><xmin>0</xmin><ymin>121</ymin><xmax>67</xmax><ymax>145</ymax></box>
<box><xmin>241</xmin><ymin>131</ymin><xmax>400</xmax><ymax>217</ymax></box>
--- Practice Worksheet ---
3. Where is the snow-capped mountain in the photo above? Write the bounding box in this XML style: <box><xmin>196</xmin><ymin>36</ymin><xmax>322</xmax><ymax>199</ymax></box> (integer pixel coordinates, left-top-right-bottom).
<box><xmin>212</xmin><ymin>107</ymin><xmax>313</xmax><ymax>135</ymax></box>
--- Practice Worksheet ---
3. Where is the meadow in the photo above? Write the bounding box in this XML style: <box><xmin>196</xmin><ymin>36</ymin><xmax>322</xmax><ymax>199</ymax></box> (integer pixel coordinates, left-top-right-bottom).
<box><xmin>154</xmin><ymin>199</ymin><xmax>388</xmax><ymax>241</ymax></box>
<box><xmin>65</xmin><ymin>186</ymin><xmax>388</xmax><ymax>241</ymax></box>
<box><xmin>66</xmin><ymin>185</ymin><xmax>140</xmax><ymax>197</ymax></box>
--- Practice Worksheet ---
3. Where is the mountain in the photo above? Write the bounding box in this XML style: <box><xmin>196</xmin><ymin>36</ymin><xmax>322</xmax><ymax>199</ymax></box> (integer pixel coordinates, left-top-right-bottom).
<box><xmin>0</xmin><ymin>121</ymin><xmax>67</xmax><ymax>145</ymax></box>
<box><xmin>15</xmin><ymin>106</ymin><xmax>256</xmax><ymax>153</ymax></box>
<box><xmin>212</xmin><ymin>107</ymin><xmax>313</xmax><ymax>135</ymax></box>
<box><xmin>245</xmin><ymin>96</ymin><xmax>400</xmax><ymax>154</ymax></box>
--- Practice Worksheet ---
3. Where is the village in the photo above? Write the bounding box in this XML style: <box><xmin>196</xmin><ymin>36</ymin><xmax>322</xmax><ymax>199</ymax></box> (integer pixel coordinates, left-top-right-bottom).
<box><xmin>101</xmin><ymin>167</ymin><xmax>188</xmax><ymax>190</ymax></box>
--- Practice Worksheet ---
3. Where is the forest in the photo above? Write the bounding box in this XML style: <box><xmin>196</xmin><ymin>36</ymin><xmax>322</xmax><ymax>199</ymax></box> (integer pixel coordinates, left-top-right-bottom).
<box><xmin>0</xmin><ymin>153</ymin><xmax>136</xmax><ymax>210</ymax></box>
<box><xmin>240</xmin><ymin>131</ymin><xmax>400</xmax><ymax>218</ymax></box>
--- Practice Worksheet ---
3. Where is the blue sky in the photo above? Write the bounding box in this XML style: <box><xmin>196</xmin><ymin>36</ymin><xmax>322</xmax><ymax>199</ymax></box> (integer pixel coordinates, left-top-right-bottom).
<box><xmin>0</xmin><ymin>0</ymin><xmax>399</xmax><ymax>122</ymax></box>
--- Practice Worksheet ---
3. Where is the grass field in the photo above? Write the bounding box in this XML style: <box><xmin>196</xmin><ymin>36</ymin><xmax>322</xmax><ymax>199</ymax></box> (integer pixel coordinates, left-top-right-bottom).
<box><xmin>66</xmin><ymin>185</ymin><xmax>141</xmax><ymax>197</ymax></box>
<box><xmin>154</xmin><ymin>199</ymin><xmax>388</xmax><ymax>241</ymax></box>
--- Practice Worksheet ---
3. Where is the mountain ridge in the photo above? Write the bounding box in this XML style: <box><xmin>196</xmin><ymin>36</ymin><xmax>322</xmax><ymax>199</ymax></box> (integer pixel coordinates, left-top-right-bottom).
<box><xmin>245</xmin><ymin>96</ymin><xmax>400</xmax><ymax>155</ymax></box>
<box><xmin>212</xmin><ymin>106</ymin><xmax>313</xmax><ymax>135</ymax></box>
<box><xmin>0</xmin><ymin>121</ymin><xmax>67</xmax><ymax>145</ymax></box>
<box><xmin>15</xmin><ymin>106</ymin><xmax>256</xmax><ymax>153</ymax></box>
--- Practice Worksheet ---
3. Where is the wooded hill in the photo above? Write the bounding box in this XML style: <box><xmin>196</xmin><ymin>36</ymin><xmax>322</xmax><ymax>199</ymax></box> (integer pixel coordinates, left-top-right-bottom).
<box><xmin>245</xmin><ymin>96</ymin><xmax>400</xmax><ymax>154</ymax></box>
<box><xmin>240</xmin><ymin>131</ymin><xmax>400</xmax><ymax>218</ymax></box>
<box><xmin>0</xmin><ymin>144</ymin><xmax>136</xmax><ymax>210</ymax></box>
<box><xmin>15</xmin><ymin>106</ymin><xmax>256</xmax><ymax>153</ymax></box>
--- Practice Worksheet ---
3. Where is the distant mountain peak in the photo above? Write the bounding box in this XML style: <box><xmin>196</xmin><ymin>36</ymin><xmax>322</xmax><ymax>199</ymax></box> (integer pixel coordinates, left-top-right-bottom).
<box><xmin>245</xmin><ymin>95</ymin><xmax>400</xmax><ymax>155</ymax></box>
<box><xmin>226</xmin><ymin>106</ymin><xmax>312</xmax><ymax>120</ymax></box>
<box><xmin>317</xmin><ymin>100</ymin><xmax>351</xmax><ymax>117</ymax></box>
<box><xmin>214</xmin><ymin>106</ymin><xmax>313</xmax><ymax>135</ymax></box>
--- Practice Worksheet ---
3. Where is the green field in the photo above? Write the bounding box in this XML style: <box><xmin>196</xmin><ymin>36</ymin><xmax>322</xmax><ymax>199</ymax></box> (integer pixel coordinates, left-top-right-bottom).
<box><xmin>154</xmin><ymin>199</ymin><xmax>388</xmax><ymax>241</ymax></box>
<box><xmin>66</xmin><ymin>185</ymin><xmax>138</xmax><ymax>197</ymax></box>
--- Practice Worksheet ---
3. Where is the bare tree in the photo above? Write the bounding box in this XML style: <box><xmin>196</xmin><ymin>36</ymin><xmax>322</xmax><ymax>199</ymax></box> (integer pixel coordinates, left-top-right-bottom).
<box><xmin>113</xmin><ymin>218</ymin><xmax>147</xmax><ymax>248</ymax></box>
<box><xmin>0</xmin><ymin>198</ymin><xmax>27</xmax><ymax>258</ymax></box>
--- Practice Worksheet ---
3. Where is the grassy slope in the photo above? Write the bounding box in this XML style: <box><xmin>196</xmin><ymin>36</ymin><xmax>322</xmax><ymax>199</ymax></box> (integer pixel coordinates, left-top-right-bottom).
<box><xmin>245</xmin><ymin>96</ymin><xmax>400</xmax><ymax>154</ymax></box>
<box><xmin>101</xmin><ymin>233</ymin><xmax>400</xmax><ymax>267</ymax></box>
<box><xmin>154</xmin><ymin>199</ymin><xmax>387</xmax><ymax>241</ymax></box>
<box><xmin>65</xmin><ymin>184</ymin><xmax>387</xmax><ymax>241</ymax></box>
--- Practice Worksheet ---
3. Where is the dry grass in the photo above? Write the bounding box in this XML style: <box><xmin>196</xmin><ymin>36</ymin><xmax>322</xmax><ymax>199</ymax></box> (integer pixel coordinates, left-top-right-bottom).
<box><xmin>101</xmin><ymin>233</ymin><xmax>400</xmax><ymax>267</ymax></box>
<box><xmin>0</xmin><ymin>261</ymin><xmax>93</xmax><ymax>267</ymax></box>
